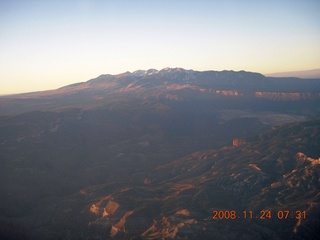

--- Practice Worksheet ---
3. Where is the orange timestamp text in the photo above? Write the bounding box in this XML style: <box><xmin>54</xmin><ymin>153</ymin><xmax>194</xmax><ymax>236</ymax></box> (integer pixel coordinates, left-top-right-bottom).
<box><xmin>212</xmin><ymin>210</ymin><xmax>306</xmax><ymax>220</ymax></box>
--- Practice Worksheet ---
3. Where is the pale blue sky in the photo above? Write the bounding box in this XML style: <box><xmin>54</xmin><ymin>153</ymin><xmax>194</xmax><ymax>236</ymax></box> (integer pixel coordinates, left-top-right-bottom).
<box><xmin>1</xmin><ymin>0</ymin><xmax>320</xmax><ymax>94</ymax></box>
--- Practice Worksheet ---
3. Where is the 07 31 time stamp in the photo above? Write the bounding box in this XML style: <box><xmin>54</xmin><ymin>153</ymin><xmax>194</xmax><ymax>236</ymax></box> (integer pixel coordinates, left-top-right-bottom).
<box><xmin>212</xmin><ymin>210</ymin><xmax>306</xmax><ymax>220</ymax></box>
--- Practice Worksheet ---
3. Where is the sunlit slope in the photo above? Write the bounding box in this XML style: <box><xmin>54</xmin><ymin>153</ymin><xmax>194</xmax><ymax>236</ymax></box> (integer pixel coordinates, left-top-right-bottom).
<box><xmin>79</xmin><ymin>119</ymin><xmax>320</xmax><ymax>239</ymax></box>
<box><xmin>0</xmin><ymin>111</ymin><xmax>319</xmax><ymax>239</ymax></box>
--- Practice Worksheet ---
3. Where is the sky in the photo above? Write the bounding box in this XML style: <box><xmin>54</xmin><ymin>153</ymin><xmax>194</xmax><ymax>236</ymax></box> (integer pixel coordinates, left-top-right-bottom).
<box><xmin>1</xmin><ymin>0</ymin><xmax>320</xmax><ymax>94</ymax></box>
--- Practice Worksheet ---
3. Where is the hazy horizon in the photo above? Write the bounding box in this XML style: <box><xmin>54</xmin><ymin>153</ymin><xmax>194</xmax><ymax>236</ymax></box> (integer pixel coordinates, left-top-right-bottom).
<box><xmin>1</xmin><ymin>0</ymin><xmax>320</xmax><ymax>94</ymax></box>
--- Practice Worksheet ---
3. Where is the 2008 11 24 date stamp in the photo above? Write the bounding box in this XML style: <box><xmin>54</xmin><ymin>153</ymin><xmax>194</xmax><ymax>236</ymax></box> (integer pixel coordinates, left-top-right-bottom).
<box><xmin>212</xmin><ymin>210</ymin><xmax>306</xmax><ymax>220</ymax></box>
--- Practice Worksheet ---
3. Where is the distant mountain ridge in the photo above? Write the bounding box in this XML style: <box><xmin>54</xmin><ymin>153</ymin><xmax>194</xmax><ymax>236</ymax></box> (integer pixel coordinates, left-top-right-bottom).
<box><xmin>7</xmin><ymin>68</ymin><xmax>320</xmax><ymax>97</ymax></box>
<box><xmin>69</xmin><ymin>67</ymin><xmax>318</xmax><ymax>92</ymax></box>
<box><xmin>1</xmin><ymin>67</ymin><xmax>320</xmax><ymax>116</ymax></box>
<box><xmin>266</xmin><ymin>69</ymin><xmax>320</xmax><ymax>79</ymax></box>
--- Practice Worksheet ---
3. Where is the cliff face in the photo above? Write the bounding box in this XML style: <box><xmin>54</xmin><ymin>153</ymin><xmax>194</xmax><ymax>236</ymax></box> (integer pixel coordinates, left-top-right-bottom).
<box><xmin>232</xmin><ymin>138</ymin><xmax>246</xmax><ymax>146</ymax></box>
<box><xmin>254</xmin><ymin>91</ymin><xmax>320</xmax><ymax>101</ymax></box>
<box><xmin>205</xmin><ymin>89</ymin><xmax>320</xmax><ymax>100</ymax></box>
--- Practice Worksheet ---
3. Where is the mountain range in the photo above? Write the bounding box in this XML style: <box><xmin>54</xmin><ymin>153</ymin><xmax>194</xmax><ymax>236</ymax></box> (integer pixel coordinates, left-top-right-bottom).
<box><xmin>1</xmin><ymin>68</ymin><xmax>320</xmax><ymax>116</ymax></box>
<box><xmin>266</xmin><ymin>69</ymin><xmax>320</xmax><ymax>79</ymax></box>
<box><xmin>0</xmin><ymin>68</ymin><xmax>320</xmax><ymax>239</ymax></box>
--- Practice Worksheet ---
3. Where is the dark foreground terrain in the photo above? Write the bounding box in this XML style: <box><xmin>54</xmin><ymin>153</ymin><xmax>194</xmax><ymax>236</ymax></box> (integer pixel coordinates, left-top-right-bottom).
<box><xmin>0</xmin><ymin>68</ymin><xmax>320</xmax><ymax>239</ymax></box>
